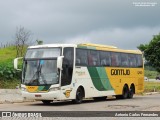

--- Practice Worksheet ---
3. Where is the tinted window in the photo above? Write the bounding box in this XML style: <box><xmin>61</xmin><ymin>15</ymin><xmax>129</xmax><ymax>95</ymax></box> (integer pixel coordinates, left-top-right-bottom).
<box><xmin>136</xmin><ymin>54</ymin><xmax>143</xmax><ymax>67</ymax></box>
<box><xmin>88</xmin><ymin>50</ymin><xmax>100</xmax><ymax>66</ymax></box>
<box><xmin>121</xmin><ymin>53</ymin><xmax>129</xmax><ymax>67</ymax></box>
<box><xmin>128</xmin><ymin>54</ymin><xmax>137</xmax><ymax>67</ymax></box>
<box><xmin>111</xmin><ymin>52</ymin><xmax>121</xmax><ymax>67</ymax></box>
<box><xmin>25</xmin><ymin>48</ymin><xmax>61</xmax><ymax>59</ymax></box>
<box><xmin>100</xmin><ymin>51</ymin><xmax>111</xmax><ymax>66</ymax></box>
<box><xmin>76</xmin><ymin>49</ymin><xmax>88</xmax><ymax>66</ymax></box>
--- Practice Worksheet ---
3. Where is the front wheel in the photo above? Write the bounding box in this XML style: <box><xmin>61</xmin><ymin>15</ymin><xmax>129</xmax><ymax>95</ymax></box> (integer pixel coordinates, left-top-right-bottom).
<box><xmin>73</xmin><ymin>87</ymin><xmax>84</xmax><ymax>104</ymax></box>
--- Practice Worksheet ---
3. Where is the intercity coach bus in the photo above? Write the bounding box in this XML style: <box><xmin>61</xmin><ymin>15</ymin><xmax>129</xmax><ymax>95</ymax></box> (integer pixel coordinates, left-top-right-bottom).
<box><xmin>14</xmin><ymin>43</ymin><xmax>144</xmax><ymax>104</ymax></box>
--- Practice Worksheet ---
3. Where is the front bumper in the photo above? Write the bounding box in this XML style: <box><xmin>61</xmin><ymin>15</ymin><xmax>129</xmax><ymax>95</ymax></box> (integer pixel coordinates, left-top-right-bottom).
<box><xmin>22</xmin><ymin>91</ymin><xmax>61</xmax><ymax>101</ymax></box>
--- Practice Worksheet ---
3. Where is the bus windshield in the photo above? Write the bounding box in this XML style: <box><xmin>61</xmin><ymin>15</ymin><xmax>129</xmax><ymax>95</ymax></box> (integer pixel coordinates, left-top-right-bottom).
<box><xmin>23</xmin><ymin>48</ymin><xmax>61</xmax><ymax>86</ymax></box>
<box><xmin>23</xmin><ymin>59</ymin><xmax>59</xmax><ymax>86</ymax></box>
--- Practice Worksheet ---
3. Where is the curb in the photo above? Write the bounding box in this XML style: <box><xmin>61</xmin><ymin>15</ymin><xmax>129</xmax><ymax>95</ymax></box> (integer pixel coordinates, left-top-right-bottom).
<box><xmin>145</xmin><ymin>92</ymin><xmax>160</xmax><ymax>95</ymax></box>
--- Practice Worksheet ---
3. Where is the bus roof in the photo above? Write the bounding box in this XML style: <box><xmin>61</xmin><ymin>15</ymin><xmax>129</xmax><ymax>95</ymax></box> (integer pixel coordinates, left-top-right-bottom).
<box><xmin>28</xmin><ymin>43</ymin><xmax>142</xmax><ymax>54</ymax></box>
<box><xmin>28</xmin><ymin>44</ymin><xmax>77</xmax><ymax>48</ymax></box>
<box><xmin>77</xmin><ymin>43</ymin><xmax>142</xmax><ymax>54</ymax></box>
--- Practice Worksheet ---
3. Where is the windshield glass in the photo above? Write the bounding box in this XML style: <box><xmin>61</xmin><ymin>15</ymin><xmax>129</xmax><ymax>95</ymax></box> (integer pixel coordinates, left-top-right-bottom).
<box><xmin>25</xmin><ymin>48</ymin><xmax>61</xmax><ymax>59</ymax></box>
<box><xmin>23</xmin><ymin>59</ymin><xmax>59</xmax><ymax>85</ymax></box>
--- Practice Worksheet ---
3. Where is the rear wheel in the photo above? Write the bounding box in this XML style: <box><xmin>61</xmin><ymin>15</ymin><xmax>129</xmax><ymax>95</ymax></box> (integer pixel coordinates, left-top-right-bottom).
<box><xmin>73</xmin><ymin>87</ymin><xmax>84</xmax><ymax>104</ymax></box>
<box><xmin>122</xmin><ymin>85</ymin><xmax>129</xmax><ymax>99</ymax></box>
<box><xmin>116</xmin><ymin>85</ymin><xmax>129</xmax><ymax>99</ymax></box>
<box><xmin>128</xmin><ymin>85</ymin><xmax>134</xmax><ymax>99</ymax></box>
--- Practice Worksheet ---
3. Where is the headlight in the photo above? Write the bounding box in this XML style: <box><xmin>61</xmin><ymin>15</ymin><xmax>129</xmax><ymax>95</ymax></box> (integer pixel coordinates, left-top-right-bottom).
<box><xmin>21</xmin><ymin>87</ymin><xmax>27</xmax><ymax>91</ymax></box>
<box><xmin>49</xmin><ymin>87</ymin><xmax>60</xmax><ymax>91</ymax></box>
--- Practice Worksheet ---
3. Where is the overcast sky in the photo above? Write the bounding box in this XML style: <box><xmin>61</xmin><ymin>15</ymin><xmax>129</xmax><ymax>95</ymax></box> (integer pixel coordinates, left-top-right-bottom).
<box><xmin>0</xmin><ymin>0</ymin><xmax>160</xmax><ymax>49</ymax></box>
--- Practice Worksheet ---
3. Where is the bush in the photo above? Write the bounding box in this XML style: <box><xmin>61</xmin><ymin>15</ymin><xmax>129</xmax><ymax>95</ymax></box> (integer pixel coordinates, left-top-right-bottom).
<box><xmin>0</xmin><ymin>63</ymin><xmax>21</xmax><ymax>81</ymax></box>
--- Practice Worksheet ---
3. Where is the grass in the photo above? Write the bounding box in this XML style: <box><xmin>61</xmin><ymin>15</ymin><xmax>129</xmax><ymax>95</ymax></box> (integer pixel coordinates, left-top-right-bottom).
<box><xmin>144</xmin><ymin>70</ymin><xmax>159</xmax><ymax>79</ymax></box>
<box><xmin>0</xmin><ymin>79</ymin><xmax>20</xmax><ymax>89</ymax></box>
<box><xmin>144</xmin><ymin>81</ymin><xmax>160</xmax><ymax>92</ymax></box>
<box><xmin>0</xmin><ymin>46</ymin><xmax>17</xmax><ymax>64</ymax></box>
<box><xmin>0</xmin><ymin>46</ymin><xmax>22</xmax><ymax>89</ymax></box>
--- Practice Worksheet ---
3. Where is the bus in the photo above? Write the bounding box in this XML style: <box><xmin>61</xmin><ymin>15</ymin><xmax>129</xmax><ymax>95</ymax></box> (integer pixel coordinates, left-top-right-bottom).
<box><xmin>14</xmin><ymin>43</ymin><xmax>144</xmax><ymax>104</ymax></box>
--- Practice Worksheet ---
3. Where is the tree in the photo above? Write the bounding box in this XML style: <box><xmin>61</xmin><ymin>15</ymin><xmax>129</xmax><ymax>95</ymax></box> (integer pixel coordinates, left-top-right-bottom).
<box><xmin>36</xmin><ymin>39</ymin><xmax>43</xmax><ymax>45</ymax></box>
<box><xmin>137</xmin><ymin>44</ymin><xmax>148</xmax><ymax>52</ymax></box>
<box><xmin>15</xmin><ymin>26</ymin><xmax>32</xmax><ymax>57</ymax></box>
<box><xmin>137</xmin><ymin>33</ymin><xmax>160</xmax><ymax>72</ymax></box>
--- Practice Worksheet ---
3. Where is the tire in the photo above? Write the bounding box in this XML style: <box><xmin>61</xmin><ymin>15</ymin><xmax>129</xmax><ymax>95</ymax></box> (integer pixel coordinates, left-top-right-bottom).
<box><xmin>73</xmin><ymin>87</ymin><xmax>84</xmax><ymax>104</ymax></box>
<box><xmin>128</xmin><ymin>86</ymin><xmax>134</xmax><ymax>99</ymax></box>
<box><xmin>116</xmin><ymin>85</ymin><xmax>129</xmax><ymax>99</ymax></box>
<box><xmin>122</xmin><ymin>85</ymin><xmax>129</xmax><ymax>99</ymax></box>
<box><xmin>42</xmin><ymin>100</ymin><xmax>52</xmax><ymax>105</ymax></box>
<box><xmin>93</xmin><ymin>96</ymin><xmax>107</xmax><ymax>101</ymax></box>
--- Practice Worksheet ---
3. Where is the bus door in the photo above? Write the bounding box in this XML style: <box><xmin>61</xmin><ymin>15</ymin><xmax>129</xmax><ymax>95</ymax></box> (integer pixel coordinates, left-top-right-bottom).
<box><xmin>61</xmin><ymin>47</ymin><xmax>74</xmax><ymax>88</ymax></box>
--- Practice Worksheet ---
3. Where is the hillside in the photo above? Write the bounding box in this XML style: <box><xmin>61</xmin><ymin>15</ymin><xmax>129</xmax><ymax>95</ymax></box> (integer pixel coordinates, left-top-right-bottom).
<box><xmin>0</xmin><ymin>46</ymin><xmax>17</xmax><ymax>64</ymax></box>
<box><xmin>0</xmin><ymin>46</ymin><xmax>21</xmax><ymax>88</ymax></box>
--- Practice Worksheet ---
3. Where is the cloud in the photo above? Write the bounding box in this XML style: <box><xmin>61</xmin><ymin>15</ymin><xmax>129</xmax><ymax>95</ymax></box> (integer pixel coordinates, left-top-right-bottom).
<box><xmin>0</xmin><ymin>0</ymin><xmax>160</xmax><ymax>49</ymax></box>
<box><xmin>65</xmin><ymin>27</ymin><xmax>160</xmax><ymax>49</ymax></box>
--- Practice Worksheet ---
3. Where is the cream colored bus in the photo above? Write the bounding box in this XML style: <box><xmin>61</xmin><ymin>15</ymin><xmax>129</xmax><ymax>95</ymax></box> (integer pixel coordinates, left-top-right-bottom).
<box><xmin>14</xmin><ymin>43</ymin><xmax>144</xmax><ymax>104</ymax></box>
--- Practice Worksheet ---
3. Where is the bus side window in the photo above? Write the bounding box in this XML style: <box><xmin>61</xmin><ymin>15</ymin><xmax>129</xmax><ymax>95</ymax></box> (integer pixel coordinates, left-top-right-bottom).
<box><xmin>88</xmin><ymin>50</ymin><xmax>100</xmax><ymax>66</ymax></box>
<box><xmin>111</xmin><ymin>52</ymin><xmax>121</xmax><ymax>67</ymax></box>
<box><xmin>128</xmin><ymin>54</ymin><xmax>136</xmax><ymax>67</ymax></box>
<box><xmin>121</xmin><ymin>53</ymin><xmax>129</xmax><ymax>67</ymax></box>
<box><xmin>136</xmin><ymin>54</ymin><xmax>143</xmax><ymax>67</ymax></box>
<box><xmin>76</xmin><ymin>49</ymin><xmax>88</xmax><ymax>66</ymax></box>
<box><xmin>100</xmin><ymin>51</ymin><xmax>111</xmax><ymax>66</ymax></box>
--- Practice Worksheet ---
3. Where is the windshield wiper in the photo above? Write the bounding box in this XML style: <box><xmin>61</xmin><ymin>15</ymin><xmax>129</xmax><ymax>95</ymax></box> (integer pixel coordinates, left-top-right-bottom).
<box><xmin>39</xmin><ymin>64</ymin><xmax>47</xmax><ymax>85</ymax></box>
<box><xmin>27</xmin><ymin>61</ymin><xmax>40</xmax><ymax>85</ymax></box>
<box><xmin>27</xmin><ymin>60</ymin><xmax>47</xmax><ymax>85</ymax></box>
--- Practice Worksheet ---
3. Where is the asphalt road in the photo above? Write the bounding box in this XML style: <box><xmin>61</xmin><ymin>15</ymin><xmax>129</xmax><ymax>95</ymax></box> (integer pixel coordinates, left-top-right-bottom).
<box><xmin>1</xmin><ymin>94</ymin><xmax>160</xmax><ymax>119</ymax></box>
<box><xmin>0</xmin><ymin>93</ymin><xmax>160</xmax><ymax>111</ymax></box>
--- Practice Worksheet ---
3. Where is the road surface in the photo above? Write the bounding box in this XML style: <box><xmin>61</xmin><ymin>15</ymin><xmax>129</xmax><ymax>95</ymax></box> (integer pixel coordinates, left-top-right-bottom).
<box><xmin>0</xmin><ymin>94</ymin><xmax>160</xmax><ymax>111</ymax></box>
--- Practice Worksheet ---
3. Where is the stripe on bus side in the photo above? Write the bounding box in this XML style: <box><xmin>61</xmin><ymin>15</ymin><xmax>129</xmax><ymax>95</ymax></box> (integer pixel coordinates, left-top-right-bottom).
<box><xmin>87</xmin><ymin>67</ymin><xmax>114</xmax><ymax>91</ymax></box>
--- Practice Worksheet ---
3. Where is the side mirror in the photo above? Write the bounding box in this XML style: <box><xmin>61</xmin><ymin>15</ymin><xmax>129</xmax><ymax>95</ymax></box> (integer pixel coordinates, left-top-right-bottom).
<box><xmin>14</xmin><ymin>57</ymin><xmax>23</xmax><ymax>71</ymax></box>
<box><xmin>57</xmin><ymin>56</ymin><xmax>64</xmax><ymax>70</ymax></box>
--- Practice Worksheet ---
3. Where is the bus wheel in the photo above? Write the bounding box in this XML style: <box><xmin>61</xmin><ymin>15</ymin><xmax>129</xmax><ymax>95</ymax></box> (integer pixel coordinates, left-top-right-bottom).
<box><xmin>122</xmin><ymin>85</ymin><xmax>129</xmax><ymax>99</ymax></box>
<box><xmin>128</xmin><ymin>86</ymin><xmax>134</xmax><ymax>99</ymax></box>
<box><xmin>42</xmin><ymin>100</ymin><xmax>52</xmax><ymax>105</ymax></box>
<box><xmin>73</xmin><ymin>87</ymin><xmax>84</xmax><ymax>104</ymax></box>
<box><xmin>116</xmin><ymin>85</ymin><xmax>129</xmax><ymax>99</ymax></box>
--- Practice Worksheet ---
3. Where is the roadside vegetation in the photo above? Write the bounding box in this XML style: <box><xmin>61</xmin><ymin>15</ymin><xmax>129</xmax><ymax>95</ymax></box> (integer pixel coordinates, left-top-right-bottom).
<box><xmin>144</xmin><ymin>70</ymin><xmax>158</xmax><ymax>79</ymax></box>
<box><xmin>144</xmin><ymin>81</ymin><xmax>160</xmax><ymax>92</ymax></box>
<box><xmin>0</xmin><ymin>46</ymin><xmax>21</xmax><ymax>88</ymax></box>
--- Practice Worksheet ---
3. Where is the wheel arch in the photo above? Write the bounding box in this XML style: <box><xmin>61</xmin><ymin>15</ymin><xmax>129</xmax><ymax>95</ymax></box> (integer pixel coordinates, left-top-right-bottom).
<box><xmin>77</xmin><ymin>85</ymin><xmax>85</xmax><ymax>98</ymax></box>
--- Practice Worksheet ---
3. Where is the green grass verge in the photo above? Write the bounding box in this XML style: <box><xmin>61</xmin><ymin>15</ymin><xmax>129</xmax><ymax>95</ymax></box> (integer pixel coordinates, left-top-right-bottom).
<box><xmin>0</xmin><ymin>46</ymin><xmax>16</xmax><ymax>64</ymax></box>
<box><xmin>144</xmin><ymin>81</ymin><xmax>160</xmax><ymax>92</ymax></box>
<box><xmin>144</xmin><ymin>70</ymin><xmax>159</xmax><ymax>79</ymax></box>
<box><xmin>0</xmin><ymin>79</ymin><xmax>20</xmax><ymax>89</ymax></box>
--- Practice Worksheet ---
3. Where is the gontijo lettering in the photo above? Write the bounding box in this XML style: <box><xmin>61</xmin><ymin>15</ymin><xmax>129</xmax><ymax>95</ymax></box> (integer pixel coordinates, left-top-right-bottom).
<box><xmin>111</xmin><ymin>69</ymin><xmax>130</xmax><ymax>75</ymax></box>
